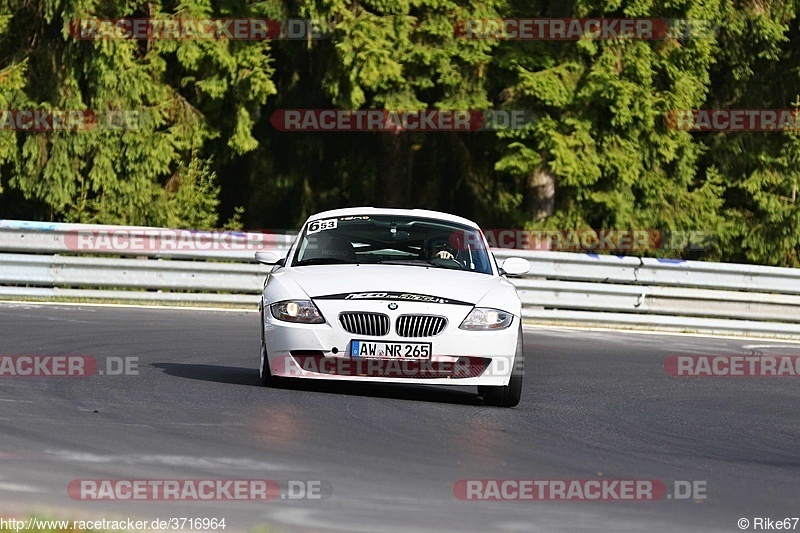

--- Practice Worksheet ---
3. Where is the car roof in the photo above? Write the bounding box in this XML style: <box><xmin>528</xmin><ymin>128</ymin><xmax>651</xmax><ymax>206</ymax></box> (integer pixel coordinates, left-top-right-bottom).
<box><xmin>305</xmin><ymin>207</ymin><xmax>481</xmax><ymax>229</ymax></box>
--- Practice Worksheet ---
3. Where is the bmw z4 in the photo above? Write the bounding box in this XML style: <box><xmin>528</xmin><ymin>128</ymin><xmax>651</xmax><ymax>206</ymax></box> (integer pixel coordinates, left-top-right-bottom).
<box><xmin>256</xmin><ymin>207</ymin><xmax>531</xmax><ymax>407</ymax></box>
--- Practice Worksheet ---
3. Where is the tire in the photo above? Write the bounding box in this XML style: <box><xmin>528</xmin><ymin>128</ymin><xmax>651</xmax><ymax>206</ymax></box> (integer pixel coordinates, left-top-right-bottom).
<box><xmin>259</xmin><ymin>341</ymin><xmax>273</xmax><ymax>386</ymax></box>
<box><xmin>259</xmin><ymin>306</ymin><xmax>281</xmax><ymax>387</ymax></box>
<box><xmin>480</xmin><ymin>324</ymin><xmax>524</xmax><ymax>407</ymax></box>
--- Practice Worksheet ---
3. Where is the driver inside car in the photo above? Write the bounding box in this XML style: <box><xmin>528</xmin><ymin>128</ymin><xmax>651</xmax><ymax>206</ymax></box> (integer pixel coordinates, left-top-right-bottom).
<box><xmin>427</xmin><ymin>238</ymin><xmax>456</xmax><ymax>260</ymax></box>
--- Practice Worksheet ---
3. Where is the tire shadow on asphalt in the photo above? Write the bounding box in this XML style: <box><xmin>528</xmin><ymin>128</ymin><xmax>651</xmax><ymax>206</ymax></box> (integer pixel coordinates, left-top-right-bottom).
<box><xmin>272</xmin><ymin>377</ymin><xmax>485</xmax><ymax>406</ymax></box>
<box><xmin>152</xmin><ymin>362</ymin><xmax>261</xmax><ymax>386</ymax></box>
<box><xmin>151</xmin><ymin>362</ymin><xmax>485</xmax><ymax>406</ymax></box>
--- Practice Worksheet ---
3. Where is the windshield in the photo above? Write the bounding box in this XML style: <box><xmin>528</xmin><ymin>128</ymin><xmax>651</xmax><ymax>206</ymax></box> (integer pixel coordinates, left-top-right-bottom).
<box><xmin>291</xmin><ymin>215</ymin><xmax>493</xmax><ymax>275</ymax></box>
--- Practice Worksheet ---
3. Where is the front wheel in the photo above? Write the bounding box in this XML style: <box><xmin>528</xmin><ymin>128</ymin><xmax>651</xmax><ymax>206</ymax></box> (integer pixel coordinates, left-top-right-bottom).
<box><xmin>259</xmin><ymin>341</ymin><xmax>272</xmax><ymax>386</ymax></box>
<box><xmin>259</xmin><ymin>340</ymin><xmax>286</xmax><ymax>387</ymax></box>
<box><xmin>479</xmin><ymin>324</ymin><xmax>524</xmax><ymax>407</ymax></box>
<box><xmin>259</xmin><ymin>306</ymin><xmax>281</xmax><ymax>387</ymax></box>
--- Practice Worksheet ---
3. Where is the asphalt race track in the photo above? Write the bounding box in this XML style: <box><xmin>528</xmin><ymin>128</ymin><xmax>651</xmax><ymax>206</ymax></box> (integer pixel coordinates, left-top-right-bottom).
<box><xmin>1</xmin><ymin>302</ymin><xmax>799</xmax><ymax>532</ymax></box>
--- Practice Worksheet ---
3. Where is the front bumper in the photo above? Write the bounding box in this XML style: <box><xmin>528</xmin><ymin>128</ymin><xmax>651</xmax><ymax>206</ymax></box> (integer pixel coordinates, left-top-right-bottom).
<box><xmin>262</xmin><ymin>299</ymin><xmax>520</xmax><ymax>386</ymax></box>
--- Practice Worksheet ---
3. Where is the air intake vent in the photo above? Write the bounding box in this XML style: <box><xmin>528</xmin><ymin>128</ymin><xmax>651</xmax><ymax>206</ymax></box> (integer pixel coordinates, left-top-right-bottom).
<box><xmin>339</xmin><ymin>312</ymin><xmax>390</xmax><ymax>336</ymax></box>
<box><xmin>395</xmin><ymin>315</ymin><xmax>447</xmax><ymax>337</ymax></box>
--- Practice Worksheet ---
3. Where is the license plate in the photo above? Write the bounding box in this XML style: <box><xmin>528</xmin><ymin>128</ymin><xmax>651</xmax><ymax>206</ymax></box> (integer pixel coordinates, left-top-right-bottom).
<box><xmin>350</xmin><ymin>340</ymin><xmax>432</xmax><ymax>359</ymax></box>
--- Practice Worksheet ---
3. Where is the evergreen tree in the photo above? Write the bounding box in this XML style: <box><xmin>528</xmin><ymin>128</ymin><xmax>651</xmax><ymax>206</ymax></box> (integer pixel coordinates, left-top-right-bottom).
<box><xmin>0</xmin><ymin>0</ymin><xmax>275</xmax><ymax>227</ymax></box>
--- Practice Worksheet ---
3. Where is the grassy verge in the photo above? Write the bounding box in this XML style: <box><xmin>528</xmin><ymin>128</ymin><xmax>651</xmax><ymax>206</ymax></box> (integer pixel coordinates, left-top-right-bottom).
<box><xmin>0</xmin><ymin>295</ymin><xmax>256</xmax><ymax>310</ymax></box>
<box><xmin>522</xmin><ymin>318</ymin><xmax>800</xmax><ymax>340</ymax></box>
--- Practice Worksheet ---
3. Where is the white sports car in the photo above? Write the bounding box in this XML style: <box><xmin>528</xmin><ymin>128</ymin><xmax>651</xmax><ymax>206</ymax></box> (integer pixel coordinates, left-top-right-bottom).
<box><xmin>255</xmin><ymin>207</ymin><xmax>531</xmax><ymax>407</ymax></box>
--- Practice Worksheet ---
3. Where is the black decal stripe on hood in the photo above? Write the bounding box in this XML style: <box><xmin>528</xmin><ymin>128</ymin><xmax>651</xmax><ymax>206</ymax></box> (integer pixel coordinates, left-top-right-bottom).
<box><xmin>313</xmin><ymin>292</ymin><xmax>474</xmax><ymax>306</ymax></box>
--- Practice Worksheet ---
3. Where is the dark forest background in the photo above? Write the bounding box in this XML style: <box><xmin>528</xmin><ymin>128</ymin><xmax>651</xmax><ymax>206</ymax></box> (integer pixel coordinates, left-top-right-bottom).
<box><xmin>2</xmin><ymin>0</ymin><xmax>800</xmax><ymax>265</ymax></box>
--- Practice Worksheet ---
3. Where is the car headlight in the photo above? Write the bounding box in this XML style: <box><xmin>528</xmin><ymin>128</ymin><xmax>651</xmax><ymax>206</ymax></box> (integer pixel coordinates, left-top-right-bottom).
<box><xmin>459</xmin><ymin>307</ymin><xmax>513</xmax><ymax>330</ymax></box>
<box><xmin>270</xmin><ymin>300</ymin><xmax>325</xmax><ymax>324</ymax></box>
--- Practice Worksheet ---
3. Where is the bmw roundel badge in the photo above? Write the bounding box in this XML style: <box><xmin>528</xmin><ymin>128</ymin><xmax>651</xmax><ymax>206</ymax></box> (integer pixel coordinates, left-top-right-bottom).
<box><xmin>388</xmin><ymin>303</ymin><xmax>398</xmax><ymax>310</ymax></box>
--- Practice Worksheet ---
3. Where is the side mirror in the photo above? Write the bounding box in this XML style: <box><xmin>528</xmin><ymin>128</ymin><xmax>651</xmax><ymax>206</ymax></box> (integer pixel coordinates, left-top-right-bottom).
<box><xmin>255</xmin><ymin>250</ymin><xmax>281</xmax><ymax>265</ymax></box>
<box><xmin>500</xmin><ymin>257</ymin><xmax>531</xmax><ymax>276</ymax></box>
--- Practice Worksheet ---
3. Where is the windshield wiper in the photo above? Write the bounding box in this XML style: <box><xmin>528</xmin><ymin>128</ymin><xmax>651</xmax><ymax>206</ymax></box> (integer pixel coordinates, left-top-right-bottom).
<box><xmin>377</xmin><ymin>259</ymin><xmax>459</xmax><ymax>269</ymax></box>
<box><xmin>295</xmin><ymin>257</ymin><xmax>355</xmax><ymax>266</ymax></box>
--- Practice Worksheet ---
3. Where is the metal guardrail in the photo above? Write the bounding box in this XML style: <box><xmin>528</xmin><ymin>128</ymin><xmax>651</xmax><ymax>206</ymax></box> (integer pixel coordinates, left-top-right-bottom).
<box><xmin>0</xmin><ymin>220</ymin><xmax>282</xmax><ymax>305</ymax></box>
<box><xmin>492</xmin><ymin>249</ymin><xmax>800</xmax><ymax>336</ymax></box>
<box><xmin>0</xmin><ymin>219</ymin><xmax>296</xmax><ymax>260</ymax></box>
<box><xmin>2</xmin><ymin>220</ymin><xmax>800</xmax><ymax>336</ymax></box>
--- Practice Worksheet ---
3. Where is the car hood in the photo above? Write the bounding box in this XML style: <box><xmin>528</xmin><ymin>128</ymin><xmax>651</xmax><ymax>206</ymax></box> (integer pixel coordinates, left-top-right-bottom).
<box><xmin>282</xmin><ymin>264</ymin><xmax>501</xmax><ymax>306</ymax></box>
